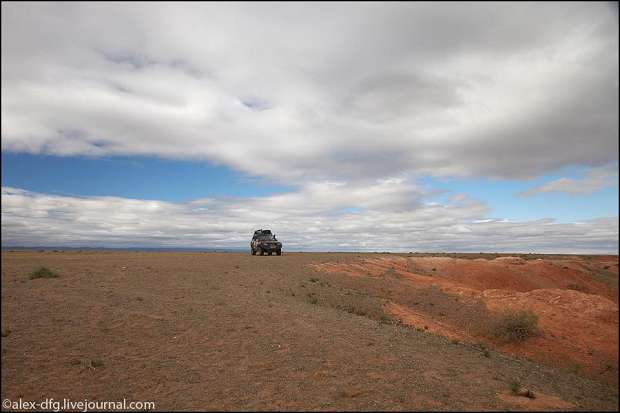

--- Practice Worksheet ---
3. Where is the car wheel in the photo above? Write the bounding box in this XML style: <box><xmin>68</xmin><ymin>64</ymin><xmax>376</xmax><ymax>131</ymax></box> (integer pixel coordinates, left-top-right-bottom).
<box><xmin>276</xmin><ymin>250</ymin><xmax>281</xmax><ymax>256</ymax></box>
<box><xmin>268</xmin><ymin>252</ymin><xmax>272</xmax><ymax>256</ymax></box>
<box><xmin>251</xmin><ymin>249</ymin><xmax>256</xmax><ymax>255</ymax></box>
<box><xmin>258</xmin><ymin>248</ymin><xmax>264</xmax><ymax>256</ymax></box>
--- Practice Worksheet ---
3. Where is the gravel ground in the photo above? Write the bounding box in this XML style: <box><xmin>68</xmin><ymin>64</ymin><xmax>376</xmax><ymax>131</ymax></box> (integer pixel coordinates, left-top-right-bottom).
<box><xmin>2</xmin><ymin>251</ymin><xmax>618</xmax><ymax>411</ymax></box>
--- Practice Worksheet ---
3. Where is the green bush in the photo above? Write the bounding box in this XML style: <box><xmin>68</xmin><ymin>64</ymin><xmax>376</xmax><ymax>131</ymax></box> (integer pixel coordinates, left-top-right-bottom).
<box><xmin>29</xmin><ymin>267</ymin><xmax>58</xmax><ymax>280</ymax></box>
<box><xmin>492</xmin><ymin>309</ymin><xmax>539</xmax><ymax>342</ymax></box>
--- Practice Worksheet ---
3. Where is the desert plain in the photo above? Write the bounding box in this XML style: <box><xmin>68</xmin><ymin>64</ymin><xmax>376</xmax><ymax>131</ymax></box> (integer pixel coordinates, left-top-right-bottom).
<box><xmin>1</xmin><ymin>250</ymin><xmax>618</xmax><ymax>411</ymax></box>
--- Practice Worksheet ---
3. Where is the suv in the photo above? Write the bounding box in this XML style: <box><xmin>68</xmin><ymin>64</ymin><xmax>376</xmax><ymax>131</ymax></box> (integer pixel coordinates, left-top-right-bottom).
<box><xmin>251</xmin><ymin>229</ymin><xmax>282</xmax><ymax>256</ymax></box>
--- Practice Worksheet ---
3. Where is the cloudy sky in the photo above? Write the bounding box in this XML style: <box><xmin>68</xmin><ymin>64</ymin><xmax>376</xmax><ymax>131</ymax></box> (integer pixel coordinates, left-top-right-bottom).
<box><xmin>1</xmin><ymin>2</ymin><xmax>618</xmax><ymax>253</ymax></box>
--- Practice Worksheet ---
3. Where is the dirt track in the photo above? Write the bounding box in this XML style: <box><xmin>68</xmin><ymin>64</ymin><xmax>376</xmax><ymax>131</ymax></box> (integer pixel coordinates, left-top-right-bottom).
<box><xmin>1</xmin><ymin>251</ymin><xmax>618</xmax><ymax>411</ymax></box>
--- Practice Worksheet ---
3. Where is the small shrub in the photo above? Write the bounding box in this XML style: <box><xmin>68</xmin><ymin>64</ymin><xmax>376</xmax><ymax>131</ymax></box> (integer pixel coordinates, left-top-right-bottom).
<box><xmin>568</xmin><ymin>363</ymin><xmax>583</xmax><ymax>375</ymax></box>
<box><xmin>29</xmin><ymin>267</ymin><xmax>58</xmax><ymax>280</ymax></box>
<box><xmin>477</xmin><ymin>342</ymin><xmax>491</xmax><ymax>357</ymax></box>
<box><xmin>491</xmin><ymin>309</ymin><xmax>539</xmax><ymax>342</ymax></box>
<box><xmin>510</xmin><ymin>380</ymin><xmax>522</xmax><ymax>394</ymax></box>
<box><xmin>379</xmin><ymin>315</ymin><xmax>392</xmax><ymax>324</ymax></box>
<box><xmin>566</xmin><ymin>283</ymin><xmax>586</xmax><ymax>292</ymax></box>
<box><xmin>601</xmin><ymin>361</ymin><xmax>614</xmax><ymax>372</ymax></box>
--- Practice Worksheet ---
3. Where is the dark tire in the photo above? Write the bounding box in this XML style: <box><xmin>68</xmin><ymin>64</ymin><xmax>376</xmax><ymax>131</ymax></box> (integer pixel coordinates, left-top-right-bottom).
<box><xmin>251</xmin><ymin>249</ymin><xmax>256</xmax><ymax>255</ymax></box>
<box><xmin>268</xmin><ymin>252</ymin><xmax>272</xmax><ymax>256</ymax></box>
<box><xmin>258</xmin><ymin>248</ymin><xmax>264</xmax><ymax>256</ymax></box>
<box><xmin>276</xmin><ymin>250</ymin><xmax>281</xmax><ymax>256</ymax></box>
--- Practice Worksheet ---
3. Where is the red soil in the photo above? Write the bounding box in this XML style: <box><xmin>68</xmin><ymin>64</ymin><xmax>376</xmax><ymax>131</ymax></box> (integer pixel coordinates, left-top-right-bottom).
<box><xmin>312</xmin><ymin>255</ymin><xmax>619</xmax><ymax>382</ymax></box>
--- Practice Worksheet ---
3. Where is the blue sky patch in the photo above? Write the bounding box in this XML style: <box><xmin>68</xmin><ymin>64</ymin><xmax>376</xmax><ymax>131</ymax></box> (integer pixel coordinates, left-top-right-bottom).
<box><xmin>1</xmin><ymin>152</ymin><xmax>293</xmax><ymax>202</ymax></box>
<box><xmin>420</xmin><ymin>166</ymin><xmax>618</xmax><ymax>223</ymax></box>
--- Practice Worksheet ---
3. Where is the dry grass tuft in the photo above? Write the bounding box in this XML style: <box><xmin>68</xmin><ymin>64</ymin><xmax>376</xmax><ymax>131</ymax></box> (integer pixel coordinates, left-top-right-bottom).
<box><xmin>29</xmin><ymin>267</ymin><xmax>59</xmax><ymax>280</ymax></box>
<box><xmin>491</xmin><ymin>309</ymin><xmax>539</xmax><ymax>342</ymax></box>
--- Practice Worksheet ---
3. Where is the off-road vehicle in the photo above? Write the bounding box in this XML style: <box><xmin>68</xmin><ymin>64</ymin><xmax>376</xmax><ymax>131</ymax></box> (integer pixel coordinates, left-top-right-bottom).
<box><xmin>251</xmin><ymin>229</ymin><xmax>282</xmax><ymax>256</ymax></box>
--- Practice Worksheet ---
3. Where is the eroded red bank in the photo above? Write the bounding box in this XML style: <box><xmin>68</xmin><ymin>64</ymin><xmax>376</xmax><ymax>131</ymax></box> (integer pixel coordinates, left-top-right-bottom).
<box><xmin>311</xmin><ymin>255</ymin><xmax>619</xmax><ymax>383</ymax></box>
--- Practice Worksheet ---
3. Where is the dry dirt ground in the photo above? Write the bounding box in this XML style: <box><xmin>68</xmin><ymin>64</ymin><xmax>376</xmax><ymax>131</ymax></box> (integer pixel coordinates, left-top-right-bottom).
<box><xmin>1</xmin><ymin>251</ymin><xmax>618</xmax><ymax>411</ymax></box>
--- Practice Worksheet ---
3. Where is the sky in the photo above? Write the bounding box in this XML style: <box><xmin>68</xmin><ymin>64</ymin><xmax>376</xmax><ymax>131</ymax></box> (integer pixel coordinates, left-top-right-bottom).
<box><xmin>1</xmin><ymin>2</ymin><xmax>618</xmax><ymax>253</ymax></box>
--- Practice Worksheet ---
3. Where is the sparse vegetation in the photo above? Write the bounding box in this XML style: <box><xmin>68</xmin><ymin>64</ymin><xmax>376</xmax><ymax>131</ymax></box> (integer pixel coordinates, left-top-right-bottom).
<box><xmin>477</xmin><ymin>342</ymin><xmax>491</xmax><ymax>358</ymax></box>
<box><xmin>307</xmin><ymin>293</ymin><xmax>318</xmax><ymax>305</ymax></box>
<box><xmin>379</xmin><ymin>315</ymin><xmax>392</xmax><ymax>324</ymax></box>
<box><xmin>566</xmin><ymin>283</ymin><xmax>587</xmax><ymax>292</ymax></box>
<box><xmin>3</xmin><ymin>250</ymin><xmax>618</xmax><ymax>410</ymax></box>
<box><xmin>509</xmin><ymin>380</ymin><xmax>535</xmax><ymax>398</ymax></box>
<box><xmin>601</xmin><ymin>361</ymin><xmax>614</xmax><ymax>372</ymax></box>
<box><xmin>491</xmin><ymin>309</ymin><xmax>539</xmax><ymax>342</ymax></box>
<box><xmin>29</xmin><ymin>267</ymin><xmax>58</xmax><ymax>280</ymax></box>
<box><xmin>568</xmin><ymin>363</ymin><xmax>583</xmax><ymax>375</ymax></box>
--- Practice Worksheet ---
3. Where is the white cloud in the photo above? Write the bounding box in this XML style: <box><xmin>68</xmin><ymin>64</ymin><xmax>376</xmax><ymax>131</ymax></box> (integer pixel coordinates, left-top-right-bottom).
<box><xmin>1</xmin><ymin>2</ymin><xmax>618</xmax><ymax>183</ymax></box>
<box><xmin>519</xmin><ymin>165</ymin><xmax>619</xmax><ymax>196</ymax></box>
<box><xmin>1</xmin><ymin>3</ymin><xmax>617</xmax><ymax>253</ymax></box>
<box><xmin>2</xmin><ymin>186</ymin><xmax>617</xmax><ymax>253</ymax></box>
